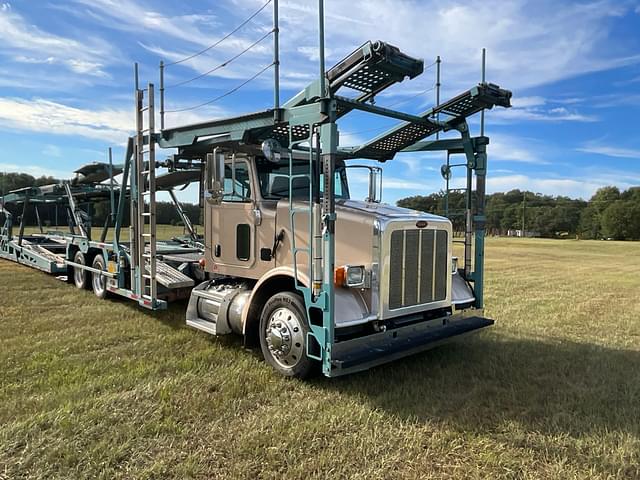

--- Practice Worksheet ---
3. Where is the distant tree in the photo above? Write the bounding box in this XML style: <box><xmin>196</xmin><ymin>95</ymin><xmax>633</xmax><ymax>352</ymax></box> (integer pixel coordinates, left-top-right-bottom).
<box><xmin>602</xmin><ymin>201</ymin><xmax>640</xmax><ymax>240</ymax></box>
<box><xmin>397</xmin><ymin>184</ymin><xmax>639</xmax><ymax>241</ymax></box>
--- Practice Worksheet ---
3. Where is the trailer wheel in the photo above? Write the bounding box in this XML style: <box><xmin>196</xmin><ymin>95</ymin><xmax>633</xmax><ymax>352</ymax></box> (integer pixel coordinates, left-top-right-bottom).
<box><xmin>91</xmin><ymin>255</ymin><xmax>109</xmax><ymax>299</ymax></box>
<box><xmin>259</xmin><ymin>292</ymin><xmax>315</xmax><ymax>379</ymax></box>
<box><xmin>72</xmin><ymin>251</ymin><xmax>90</xmax><ymax>290</ymax></box>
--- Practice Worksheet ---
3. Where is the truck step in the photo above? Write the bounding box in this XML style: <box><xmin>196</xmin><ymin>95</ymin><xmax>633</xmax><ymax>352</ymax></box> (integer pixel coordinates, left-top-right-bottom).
<box><xmin>146</xmin><ymin>260</ymin><xmax>194</xmax><ymax>289</ymax></box>
<box><xmin>329</xmin><ymin>315</ymin><xmax>494</xmax><ymax>377</ymax></box>
<box><xmin>186</xmin><ymin>318</ymin><xmax>221</xmax><ymax>336</ymax></box>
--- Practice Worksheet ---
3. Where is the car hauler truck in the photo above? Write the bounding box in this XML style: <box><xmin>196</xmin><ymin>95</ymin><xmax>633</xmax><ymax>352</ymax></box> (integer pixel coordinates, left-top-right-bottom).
<box><xmin>0</xmin><ymin>5</ymin><xmax>512</xmax><ymax>378</ymax></box>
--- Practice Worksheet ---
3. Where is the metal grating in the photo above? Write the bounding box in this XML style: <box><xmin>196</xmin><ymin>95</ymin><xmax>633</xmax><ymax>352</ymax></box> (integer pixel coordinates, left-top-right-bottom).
<box><xmin>349</xmin><ymin>83</ymin><xmax>512</xmax><ymax>160</ymax></box>
<box><xmin>271</xmin><ymin>123</ymin><xmax>310</xmax><ymax>144</ymax></box>
<box><xmin>342</xmin><ymin>66</ymin><xmax>393</xmax><ymax>94</ymax></box>
<box><xmin>388</xmin><ymin>228</ymin><xmax>448</xmax><ymax>310</ymax></box>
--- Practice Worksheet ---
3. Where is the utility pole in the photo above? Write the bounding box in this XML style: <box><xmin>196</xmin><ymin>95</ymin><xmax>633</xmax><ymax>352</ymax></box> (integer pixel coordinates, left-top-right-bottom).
<box><xmin>522</xmin><ymin>191</ymin><xmax>526</xmax><ymax>237</ymax></box>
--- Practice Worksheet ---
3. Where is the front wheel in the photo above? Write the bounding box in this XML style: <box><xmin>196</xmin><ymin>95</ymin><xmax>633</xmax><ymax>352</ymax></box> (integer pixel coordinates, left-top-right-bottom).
<box><xmin>259</xmin><ymin>292</ymin><xmax>315</xmax><ymax>379</ymax></box>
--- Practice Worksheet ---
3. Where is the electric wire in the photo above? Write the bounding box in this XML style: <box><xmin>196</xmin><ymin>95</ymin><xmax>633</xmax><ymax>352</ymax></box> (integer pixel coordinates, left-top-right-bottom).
<box><xmin>386</xmin><ymin>84</ymin><xmax>436</xmax><ymax>108</ymax></box>
<box><xmin>342</xmin><ymin>83</ymin><xmax>438</xmax><ymax>138</ymax></box>
<box><xmin>165</xmin><ymin>0</ymin><xmax>273</xmax><ymax>67</ymax></box>
<box><xmin>165</xmin><ymin>29</ymin><xmax>274</xmax><ymax>89</ymax></box>
<box><xmin>166</xmin><ymin>62</ymin><xmax>275</xmax><ymax>113</ymax></box>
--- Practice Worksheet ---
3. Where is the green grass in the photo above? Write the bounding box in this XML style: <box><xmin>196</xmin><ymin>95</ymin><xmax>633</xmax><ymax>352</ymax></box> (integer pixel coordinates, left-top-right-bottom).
<box><xmin>1</xmin><ymin>237</ymin><xmax>639</xmax><ymax>479</ymax></box>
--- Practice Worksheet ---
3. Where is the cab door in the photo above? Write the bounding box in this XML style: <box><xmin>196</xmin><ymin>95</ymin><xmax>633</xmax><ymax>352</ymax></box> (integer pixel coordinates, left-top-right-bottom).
<box><xmin>208</xmin><ymin>159</ymin><xmax>257</xmax><ymax>271</ymax></box>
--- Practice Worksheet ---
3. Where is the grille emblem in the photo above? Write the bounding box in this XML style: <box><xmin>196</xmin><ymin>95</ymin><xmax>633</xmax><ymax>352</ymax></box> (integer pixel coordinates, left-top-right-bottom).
<box><xmin>415</xmin><ymin>220</ymin><xmax>428</xmax><ymax>228</ymax></box>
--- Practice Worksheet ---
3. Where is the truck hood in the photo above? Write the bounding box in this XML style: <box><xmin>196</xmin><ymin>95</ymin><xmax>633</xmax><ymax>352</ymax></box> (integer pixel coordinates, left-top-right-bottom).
<box><xmin>335</xmin><ymin>199</ymin><xmax>448</xmax><ymax>223</ymax></box>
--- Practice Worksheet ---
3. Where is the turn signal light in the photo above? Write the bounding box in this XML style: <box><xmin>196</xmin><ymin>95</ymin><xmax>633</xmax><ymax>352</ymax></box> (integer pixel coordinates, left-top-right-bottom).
<box><xmin>334</xmin><ymin>266</ymin><xmax>346</xmax><ymax>287</ymax></box>
<box><xmin>335</xmin><ymin>265</ymin><xmax>366</xmax><ymax>288</ymax></box>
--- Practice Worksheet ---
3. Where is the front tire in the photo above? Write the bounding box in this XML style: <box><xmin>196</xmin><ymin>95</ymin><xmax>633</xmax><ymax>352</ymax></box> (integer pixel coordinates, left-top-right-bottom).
<box><xmin>91</xmin><ymin>255</ymin><xmax>109</xmax><ymax>299</ymax></box>
<box><xmin>259</xmin><ymin>292</ymin><xmax>315</xmax><ymax>379</ymax></box>
<box><xmin>73</xmin><ymin>251</ymin><xmax>89</xmax><ymax>290</ymax></box>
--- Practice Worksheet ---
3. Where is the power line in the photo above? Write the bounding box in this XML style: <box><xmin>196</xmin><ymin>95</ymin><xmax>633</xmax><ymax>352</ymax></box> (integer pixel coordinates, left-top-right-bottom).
<box><xmin>341</xmin><ymin>87</ymin><xmax>437</xmax><ymax>138</ymax></box>
<box><xmin>165</xmin><ymin>29</ymin><xmax>274</xmax><ymax>89</ymax></box>
<box><xmin>165</xmin><ymin>0</ymin><xmax>273</xmax><ymax>67</ymax></box>
<box><xmin>386</xmin><ymin>84</ymin><xmax>436</xmax><ymax>108</ymax></box>
<box><xmin>166</xmin><ymin>62</ymin><xmax>275</xmax><ymax>113</ymax></box>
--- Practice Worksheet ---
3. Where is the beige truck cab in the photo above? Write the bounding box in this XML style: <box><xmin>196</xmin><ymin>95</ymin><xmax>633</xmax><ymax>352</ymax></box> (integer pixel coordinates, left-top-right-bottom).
<box><xmin>187</xmin><ymin>151</ymin><xmax>476</xmax><ymax>377</ymax></box>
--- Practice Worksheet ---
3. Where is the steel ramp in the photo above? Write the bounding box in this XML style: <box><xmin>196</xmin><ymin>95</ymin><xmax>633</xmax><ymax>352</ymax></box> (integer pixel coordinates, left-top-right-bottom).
<box><xmin>327</xmin><ymin>40</ymin><xmax>424</xmax><ymax>100</ymax></box>
<box><xmin>329</xmin><ymin>315</ymin><xmax>494</xmax><ymax>376</ymax></box>
<box><xmin>345</xmin><ymin>83</ymin><xmax>512</xmax><ymax>160</ymax></box>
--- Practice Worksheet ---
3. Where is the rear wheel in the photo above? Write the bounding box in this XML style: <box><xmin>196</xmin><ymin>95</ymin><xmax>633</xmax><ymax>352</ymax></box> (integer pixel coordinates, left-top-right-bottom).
<box><xmin>73</xmin><ymin>251</ymin><xmax>89</xmax><ymax>290</ymax></box>
<box><xmin>91</xmin><ymin>255</ymin><xmax>108</xmax><ymax>299</ymax></box>
<box><xmin>259</xmin><ymin>292</ymin><xmax>315</xmax><ymax>379</ymax></box>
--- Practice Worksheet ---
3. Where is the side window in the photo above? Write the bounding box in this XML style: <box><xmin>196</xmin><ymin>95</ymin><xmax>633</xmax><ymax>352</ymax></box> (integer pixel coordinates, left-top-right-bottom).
<box><xmin>223</xmin><ymin>161</ymin><xmax>252</xmax><ymax>202</ymax></box>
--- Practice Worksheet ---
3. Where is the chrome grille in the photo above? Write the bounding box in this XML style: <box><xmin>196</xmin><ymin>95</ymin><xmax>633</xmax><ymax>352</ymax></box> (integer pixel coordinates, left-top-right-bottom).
<box><xmin>388</xmin><ymin>228</ymin><xmax>448</xmax><ymax>310</ymax></box>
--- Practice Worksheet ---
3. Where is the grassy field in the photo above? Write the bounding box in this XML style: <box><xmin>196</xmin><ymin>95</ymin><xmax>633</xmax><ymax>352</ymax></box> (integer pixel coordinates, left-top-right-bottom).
<box><xmin>1</xmin><ymin>237</ymin><xmax>639</xmax><ymax>479</ymax></box>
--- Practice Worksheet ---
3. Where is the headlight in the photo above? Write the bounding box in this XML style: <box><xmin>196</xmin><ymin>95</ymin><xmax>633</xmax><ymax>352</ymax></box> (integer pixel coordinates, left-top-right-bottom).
<box><xmin>335</xmin><ymin>265</ymin><xmax>366</xmax><ymax>288</ymax></box>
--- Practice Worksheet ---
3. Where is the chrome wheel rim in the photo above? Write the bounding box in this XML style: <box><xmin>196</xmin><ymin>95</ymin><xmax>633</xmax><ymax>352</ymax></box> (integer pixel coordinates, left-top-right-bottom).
<box><xmin>265</xmin><ymin>307</ymin><xmax>305</xmax><ymax>369</ymax></box>
<box><xmin>92</xmin><ymin>262</ymin><xmax>106</xmax><ymax>296</ymax></box>
<box><xmin>74</xmin><ymin>258</ymin><xmax>84</xmax><ymax>287</ymax></box>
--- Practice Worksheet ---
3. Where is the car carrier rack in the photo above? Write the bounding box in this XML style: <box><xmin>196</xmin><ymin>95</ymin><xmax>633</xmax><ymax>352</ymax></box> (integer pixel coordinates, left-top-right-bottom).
<box><xmin>1</xmin><ymin>0</ymin><xmax>513</xmax><ymax>377</ymax></box>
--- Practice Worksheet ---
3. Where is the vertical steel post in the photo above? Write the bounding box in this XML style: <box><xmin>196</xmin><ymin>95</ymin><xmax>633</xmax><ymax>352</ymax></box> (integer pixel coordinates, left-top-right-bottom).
<box><xmin>18</xmin><ymin>197</ymin><xmax>27</xmax><ymax>246</ymax></box>
<box><xmin>473</xmin><ymin>48</ymin><xmax>488</xmax><ymax>308</ymax></box>
<box><xmin>318</xmin><ymin>0</ymin><xmax>326</xmax><ymax>95</ymax></box>
<box><xmin>522</xmin><ymin>191</ymin><xmax>526</xmax><ymax>236</ymax></box>
<box><xmin>435</xmin><ymin>56</ymin><xmax>441</xmax><ymax>140</ymax></box>
<box><xmin>35</xmin><ymin>204</ymin><xmax>43</xmax><ymax>234</ymax></box>
<box><xmin>273</xmin><ymin>0</ymin><xmax>280</xmax><ymax>117</ymax></box>
<box><xmin>480</xmin><ymin>48</ymin><xmax>486</xmax><ymax>136</ymax></box>
<box><xmin>160</xmin><ymin>61</ymin><xmax>165</xmax><ymax>131</ymax></box>
<box><xmin>108</xmin><ymin>147</ymin><xmax>115</xmax><ymax>223</ymax></box>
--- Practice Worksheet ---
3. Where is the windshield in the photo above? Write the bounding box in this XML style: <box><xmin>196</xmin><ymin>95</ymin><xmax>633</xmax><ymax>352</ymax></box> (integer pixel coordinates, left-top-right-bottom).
<box><xmin>255</xmin><ymin>157</ymin><xmax>350</xmax><ymax>200</ymax></box>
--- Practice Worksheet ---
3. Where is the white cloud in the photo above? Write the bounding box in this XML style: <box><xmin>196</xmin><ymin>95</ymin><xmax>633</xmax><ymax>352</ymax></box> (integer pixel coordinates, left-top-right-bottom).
<box><xmin>486</xmin><ymin>173</ymin><xmax>636</xmax><ymax>199</ymax></box>
<box><xmin>0</xmin><ymin>162</ymin><xmax>71</xmax><ymax>180</ymax></box>
<box><xmin>71</xmin><ymin>0</ymin><xmax>224</xmax><ymax>48</ymax></box>
<box><xmin>42</xmin><ymin>145</ymin><xmax>62</xmax><ymax>158</ymax></box>
<box><xmin>250</xmin><ymin>0</ymin><xmax>640</xmax><ymax>93</ymax></box>
<box><xmin>0</xmin><ymin>97</ymin><xmax>131</xmax><ymax>144</ymax></box>
<box><xmin>0</xmin><ymin>5</ymin><xmax>114</xmax><ymax>78</ymax></box>
<box><xmin>487</xmin><ymin>134</ymin><xmax>546</xmax><ymax>164</ymax></box>
<box><xmin>576</xmin><ymin>143</ymin><xmax>640</xmax><ymax>159</ymax></box>
<box><xmin>491</xmin><ymin>105</ymin><xmax>597</xmax><ymax>123</ymax></box>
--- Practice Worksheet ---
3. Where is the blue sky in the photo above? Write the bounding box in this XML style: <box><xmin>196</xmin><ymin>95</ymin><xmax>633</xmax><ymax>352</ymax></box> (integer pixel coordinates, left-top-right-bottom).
<box><xmin>0</xmin><ymin>0</ymin><xmax>639</xmax><ymax>204</ymax></box>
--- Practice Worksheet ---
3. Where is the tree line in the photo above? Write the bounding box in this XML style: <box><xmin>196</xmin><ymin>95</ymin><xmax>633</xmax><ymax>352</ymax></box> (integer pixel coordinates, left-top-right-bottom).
<box><xmin>2</xmin><ymin>172</ymin><xmax>638</xmax><ymax>240</ymax></box>
<box><xmin>397</xmin><ymin>186</ymin><xmax>640</xmax><ymax>240</ymax></box>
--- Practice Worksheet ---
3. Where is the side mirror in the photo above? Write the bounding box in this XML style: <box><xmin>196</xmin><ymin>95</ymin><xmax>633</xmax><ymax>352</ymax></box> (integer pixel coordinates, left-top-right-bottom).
<box><xmin>261</xmin><ymin>138</ymin><xmax>283</xmax><ymax>163</ymax></box>
<box><xmin>440</xmin><ymin>164</ymin><xmax>452</xmax><ymax>180</ymax></box>
<box><xmin>205</xmin><ymin>148</ymin><xmax>225</xmax><ymax>204</ymax></box>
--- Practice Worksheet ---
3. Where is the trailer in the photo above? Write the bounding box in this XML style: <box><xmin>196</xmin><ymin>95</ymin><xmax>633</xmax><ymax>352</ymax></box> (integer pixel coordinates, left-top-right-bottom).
<box><xmin>0</xmin><ymin>165</ymin><xmax>206</xmax><ymax>308</ymax></box>
<box><xmin>0</xmin><ymin>2</ymin><xmax>512</xmax><ymax>378</ymax></box>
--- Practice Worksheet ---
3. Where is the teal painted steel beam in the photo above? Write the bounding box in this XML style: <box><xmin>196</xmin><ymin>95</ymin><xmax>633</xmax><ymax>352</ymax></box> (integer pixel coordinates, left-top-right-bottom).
<box><xmin>157</xmin><ymin>110</ymin><xmax>276</xmax><ymax>149</ymax></box>
<box><xmin>335</xmin><ymin>96</ymin><xmax>441</xmax><ymax>125</ymax></box>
